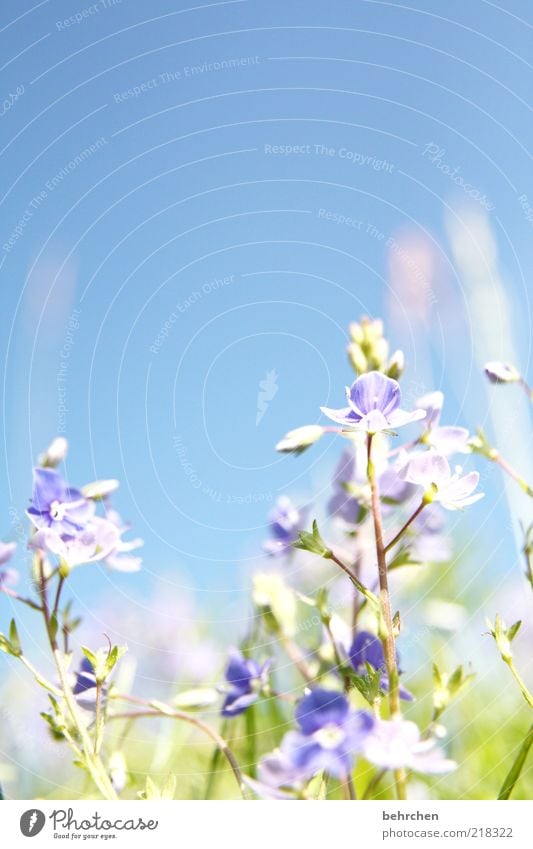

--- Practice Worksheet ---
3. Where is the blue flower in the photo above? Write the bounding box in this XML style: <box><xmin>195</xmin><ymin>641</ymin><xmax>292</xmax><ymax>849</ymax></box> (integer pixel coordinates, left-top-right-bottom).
<box><xmin>415</xmin><ymin>391</ymin><xmax>470</xmax><ymax>455</ymax></box>
<box><xmin>263</xmin><ymin>496</ymin><xmax>304</xmax><ymax>556</ymax></box>
<box><xmin>349</xmin><ymin>631</ymin><xmax>413</xmax><ymax>701</ymax></box>
<box><xmin>321</xmin><ymin>371</ymin><xmax>425</xmax><ymax>434</ymax></box>
<box><xmin>259</xmin><ymin>688</ymin><xmax>374</xmax><ymax>785</ymax></box>
<box><xmin>0</xmin><ymin>542</ymin><xmax>18</xmax><ymax>589</ymax></box>
<box><xmin>72</xmin><ymin>657</ymin><xmax>105</xmax><ymax>711</ymax></box>
<box><xmin>27</xmin><ymin>468</ymin><xmax>94</xmax><ymax>539</ymax></box>
<box><xmin>220</xmin><ymin>650</ymin><xmax>271</xmax><ymax>717</ymax></box>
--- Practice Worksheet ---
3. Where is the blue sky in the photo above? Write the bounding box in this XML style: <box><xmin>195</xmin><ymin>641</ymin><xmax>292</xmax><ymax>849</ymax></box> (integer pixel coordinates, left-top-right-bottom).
<box><xmin>1</xmin><ymin>0</ymin><xmax>532</xmax><ymax>625</ymax></box>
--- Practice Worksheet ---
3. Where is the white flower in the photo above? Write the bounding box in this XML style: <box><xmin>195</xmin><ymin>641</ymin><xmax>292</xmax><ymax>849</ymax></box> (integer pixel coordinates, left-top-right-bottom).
<box><xmin>363</xmin><ymin>718</ymin><xmax>456</xmax><ymax>774</ymax></box>
<box><xmin>401</xmin><ymin>451</ymin><xmax>483</xmax><ymax>510</ymax></box>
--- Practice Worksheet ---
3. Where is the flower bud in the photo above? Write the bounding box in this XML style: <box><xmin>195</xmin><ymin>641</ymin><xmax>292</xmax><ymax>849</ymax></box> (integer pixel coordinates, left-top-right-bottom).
<box><xmin>275</xmin><ymin>425</ymin><xmax>324</xmax><ymax>455</ymax></box>
<box><xmin>82</xmin><ymin>479</ymin><xmax>120</xmax><ymax>500</ymax></box>
<box><xmin>347</xmin><ymin>342</ymin><xmax>368</xmax><ymax>375</ymax></box>
<box><xmin>484</xmin><ymin>361</ymin><xmax>520</xmax><ymax>384</ymax></box>
<box><xmin>38</xmin><ymin>437</ymin><xmax>68</xmax><ymax>468</ymax></box>
<box><xmin>386</xmin><ymin>349</ymin><xmax>405</xmax><ymax>380</ymax></box>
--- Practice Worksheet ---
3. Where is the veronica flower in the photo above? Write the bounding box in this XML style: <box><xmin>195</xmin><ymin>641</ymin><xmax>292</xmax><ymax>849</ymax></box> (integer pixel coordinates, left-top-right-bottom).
<box><xmin>29</xmin><ymin>517</ymin><xmax>121</xmax><ymax>568</ymax></box>
<box><xmin>220</xmin><ymin>650</ymin><xmax>271</xmax><ymax>717</ymax></box>
<box><xmin>27</xmin><ymin>468</ymin><xmax>94</xmax><ymax>539</ymax></box>
<box><xmin>72</xmin><ymin>657</ymin><xmax>105</xmax><ymax>711</ymax></box>
<box><xmin>259</xmin><ymin>689</ymin><xmax>374</xmax><ymax>785</ymax></box>
<box><xmin>263</xmin><ymin>496</ymin><xmax>304</xmax><ymax>556</ymax></box>
<box><xmin>416</xmin><ymin>391</ymin><xmax>469</xmax><ymax>455</ymax></box>
<box><xmin>321</xmin><ymin>372</ymin><xmax>425</xmax><ymax>434</ymax></box>
<box><xmin>363</xmin><ymin>718</ymin><xmax>456</xmax><ymax>774</ymax></box>
<box><xmin>401</xmin><ymin>452</ymin><xmax>483</xmax><ymax>511</ymax></box>
<box><xmin>349</xmin><ymin>631</ymin><xmax>413</xmax><ymax>701</ymax></box>
<box><xmin>0</xmin><ymin>543</ymin><xmax>18</xmax><ymax>588</ymax></box>
<box><xmin>102</xmin><ymin>508</ymin><xmax>143</xmax><ymax>572</ymax></box>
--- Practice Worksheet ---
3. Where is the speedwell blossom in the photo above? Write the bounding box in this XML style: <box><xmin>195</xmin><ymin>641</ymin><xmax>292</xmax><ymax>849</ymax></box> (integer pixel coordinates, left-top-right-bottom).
<box><xmin>220</xmin><ymin>650</ymin><xmax>271</xmax><ymax>717</ymax></box>
<box><xmin>349</xmin><ymin>631</ymin><xmax>413</xmax><ymax>701</ymax></box>
<box><xmin>73</xmin><ymin>657</ymin><xmax>106</xmax><ymax>711</ymax></box>
<box><xmin>363</xmin><ymin>717</ymin><xmax>456</xmax><ymax>774</ymax></box>
<box><xmin>27</xmin><ymin>467</ymin><xmax>94</xmax><ymax>539</ymax></box>
<box><xmin>401</xmin><ymin>452</ymin><xmax>483</xmax><ymax>511</ymax></box>
<box><xmin>321</xmin><ymin>371</ymin><xmax>425</xmax><ymax>434</ymax></box>
<box><xmin>263</xmin><ymin>496</ymin><xmax>304</xmax><ymax>556</ymax></box>
<box><xmin>259</xmin><ymin>688</ymin><xmax>374</xmax><ymax>785</ymax></box>
<box><xmin>102</xmin><ymin>508</ymin><xmax>143</xmax><ymax>572</ymax></box>
<box><xmin>415</xmin><ymin>391</ymin><xmax>469</xmax><ymax>455</ymax></box>
<box><xmin>0</xmin><ymin>542</ymin><xmax>18</xmax><ymax>588</ymax></box>
<box><xmin>29</xmin><ymin>517</ymin><xmax>121</xmax><ymax>568</ymax></box>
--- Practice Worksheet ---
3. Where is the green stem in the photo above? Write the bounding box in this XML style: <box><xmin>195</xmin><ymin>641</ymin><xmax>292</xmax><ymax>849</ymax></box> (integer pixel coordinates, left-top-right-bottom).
<box><xmin>329</xmin><ymin>552</ymin><xmax>379</xmax><ymax>606</ymax></box>
<box><xmin>498</xmin><ymin>723</ymin><xmax>533</xmax><ymax>800</ymax></box>
<box><xmin>54</xmin><ymin>648</ymin><xmax>118</xmax><ymax>799</ymax></box>
<box><xmin>367</xmin><ymin>433</ymin><xmax>407</xmax><ymax>801</ymax></box>
<box><xmin>491</xmin><ymin>451</ymin><xmax>533</xmax><ymax>498</ymax></box>
<box><xmin>504</xmin><ymin>657</ymin><xmax>533</xmax><ymax>710</ymax></box>
<box><xmin>384</xmin><ymin>501</ymin><xmax>426</xmax><ymax>553</ymax></box>
<box><xmin>108</xmin><ymin>705</ymin><xmax>247</xmax><ymax>799</ymax></box>
<box><xmin>94</xmin><ymin>681</ymin><xmax>104</xmax><ymax>755</ymax></box>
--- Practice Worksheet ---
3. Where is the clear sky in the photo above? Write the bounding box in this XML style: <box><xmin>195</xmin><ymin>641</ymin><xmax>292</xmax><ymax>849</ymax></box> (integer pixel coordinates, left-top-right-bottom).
<box><xmin>1</xmin><ymin>0</ymin><xmax>531</xmax><ymax>628</ymax></box>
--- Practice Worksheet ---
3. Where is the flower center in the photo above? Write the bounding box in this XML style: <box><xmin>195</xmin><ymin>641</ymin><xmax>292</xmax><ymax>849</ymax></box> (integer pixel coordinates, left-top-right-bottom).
<box><xmin>50</xmin><ymin>500</ymin><xmax>68</xmax><ymax>522</ymax></box>
<box><xmin>314</xmin><ymin>723</ymin><xmax>346</xmax><ymax>749</ymax></box>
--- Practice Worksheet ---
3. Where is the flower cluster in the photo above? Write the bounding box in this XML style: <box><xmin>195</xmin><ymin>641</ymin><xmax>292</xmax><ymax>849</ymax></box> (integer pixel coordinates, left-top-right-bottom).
<box><xmin>27</xmin><ymin>466</ymin><xmax>143</xmax><ymax>572</ymax></box>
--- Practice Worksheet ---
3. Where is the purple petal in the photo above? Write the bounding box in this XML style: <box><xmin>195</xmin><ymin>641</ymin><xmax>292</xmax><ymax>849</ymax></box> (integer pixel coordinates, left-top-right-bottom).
<box><xmin>429</xmin><ymin>426</ymin><xmax>470</xmax><ymax>456</ymax></box>
<box><xmin>295</xmin><ymin>688</ymin><xmax>349</xmax><ymax>734</ymax></box>
<box><xmin>349</xmin><ymin>372</ymin><xmax>401</xmax><ymax>417</ymax></box>
<box><xmin>0</xmin><ymin>541</ymin><xmax>16</xmax><ymax>566</ymax></box>
<box><xmin>387</xmin><ymin>408</ymin><xmax>426</xmax><ymax>428</ymax></box>
<box><xmin>320</xmin><ymin>405</ymin><xmax>362</xmax><ymax>426</ymax></box>
<box><xmin>416</xmin><ymin>391</ymin><xmax>444</xmax><ymax>428</ymax></box>
<box><xmin>401</xmin><ymin>452</ymin><xmax>450</xmax><ymax>488</ymax></box>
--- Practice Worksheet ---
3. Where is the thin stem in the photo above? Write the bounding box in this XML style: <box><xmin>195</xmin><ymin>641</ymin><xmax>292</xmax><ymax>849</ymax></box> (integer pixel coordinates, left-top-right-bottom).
<box><xmin>384</xmin><ymin>501</ymin><xmax>426</xmax><ymax>553</ymax></box>
<box><xmin>52</xmin><ymin>575</ymin><xmax>65</xmax><ymax>620</ymax></box>
<box><xmin>35</xmin><ymin>555</ymin><xmax>117</xmax><ymax>799</ymax></box>
<box><xmin>504</xmin><ymin>658</ymin><xmax>533</xmax><ymax>710</ymax></box>
<box><xmin>518</xmin><ymin>378</ymin><xmax>533</xmax><ymax>403</ymax></box>
<box><xmin>329</xmin><ymin>552</ymin><xmax>379</xmax><ymax>606</ymax></box>
<box><xmin>0</xmin><ymin>587</ymin><xmax>42</xmax><ymax>611</ymax></box>
<box><xmin>94</xmin><ymin>681</ymin><xmax>104</xmax><ymax>755</ymax></box>
<box><xmin>18</xmin><ymin>654</ymin><xmax>62</xmax><ymax>697</ymax></box>
<box><xmin>346</xmin><ymin>771</ymin><xmax>356</xmax><ymax>800</ymax></box>
<box><xmin>108</xmin><ymin>707</ymin><xmax>247</xmax><ymax>799</ymax></box>
<box><xmin>490</xmin><ymin>451</ymin><xmax>533</xmax><ymax>498</ymax></box>
<box><xmin>279</xmin><ymin>634</ymin><xmax>315</xmax><ymax>683</ymax></box>
<box><xmin>54</xmin><ymin>648</ymin><xmax>118</xmax><ymax>799</ymax></box>
<box><xmin>367</xmin><ymin>433</ymin><xmax>407</xmax><ymax>801</ymax></box>
<box><xmin>363</xmin><ymin>768</ymin><xmax>387</xmax><ymax>799</ymax></box>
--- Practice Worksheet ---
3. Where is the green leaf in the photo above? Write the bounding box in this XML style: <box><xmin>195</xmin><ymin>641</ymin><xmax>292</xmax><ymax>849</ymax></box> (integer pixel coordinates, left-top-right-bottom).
<box><xmin>105</xmin><ymin>645</ymin><xmax>127</xmax><ymax>676</ymax></box>
<box><xmin>498</xmin><ymin>723</ymin><xmax>533</xmax><ymax>800</ymax></box>
<box><xmin>161</xmin><ymin>775</ymin><xmax>176</xmax><ymax>800</ymax></box>
<box><xmin>81</xmin><ymin>646</ymin><xmax>98</xmax><ymax>671</ymax></box>
<box><xmin>293</xmin><ymin>520</ymin><xmax>333</xmax><ymax>559</ymax></box>
<box><xmin>8</xmin><ymin>620</ymin><xmax>21</xmax><ymax>656</ymax></box>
